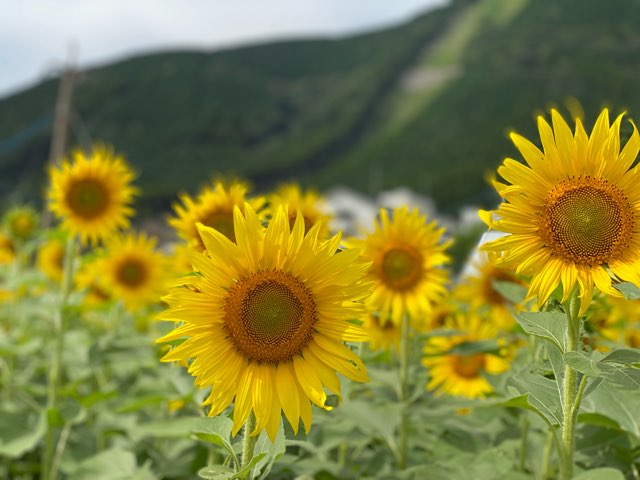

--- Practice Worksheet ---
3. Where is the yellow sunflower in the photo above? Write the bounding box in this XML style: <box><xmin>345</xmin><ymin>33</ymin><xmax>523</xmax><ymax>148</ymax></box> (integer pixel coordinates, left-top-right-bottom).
<box><xmin>37</xmin><ymin>237</ymin><xmax>66</xmax><ymax>282</ymax></box>
<box><xmin>0</xmin><ymin>233</ymin><xmax>15</xmax><ymax>265</ymax></box>
<box><xmin>4</xmin><ymin>206</ymin><xmax>39</xmax><ymax>242</ymax></box>
<box><xmin>480</xmin><ymin>109</ymin><xmax>640</xmax><ymax>313</ymax></box>
<box><xmin>352</xmin><ymin>206</ymin><xmax>451</xmax><ymax>326</ymax></box>
<box><xmin>75</xmin><ymin>259</ymin><xmax>112</xmax><ymax>308</ymax></box>
<box><xmin>100</xmin><ymin>232</ymin><xmax>170</xmax><ymax>312</ymax></box>
<box><xmin>585</xmin><ymin>294</ymin><xmax>639</xmax><ymax>350</ymax></box>
<box><xmin>365</xmin><ymin>312</ymin><xmax>401</xmax><ymax>352</ymax></box>
<box><xmin>158</xmin><ymin>205</ymin><xmax>371</xmax><ymax>440</ymax></box>
<box><xmin>422</xmin><ymin>313</ymin><xmax>510</xmax><ymax>398</ymax></box>
<box><xmin>455</xmin><ymin>252</ymin><xmax>525</xmax><ymax>331</ymax></box>
<box><xmin>169</xmin><ymin>180</ymin><xmax>266</xmax><ymax>250</ymax></box>
<box><xmin>48</xmin><ymin>145</ymin><xmax>138</xmax><ymax>245</ymax></box>
<box><xmin>268</xmin><ymin>183</ymin><xmax>332</xmax><ymax>238</ymax></box>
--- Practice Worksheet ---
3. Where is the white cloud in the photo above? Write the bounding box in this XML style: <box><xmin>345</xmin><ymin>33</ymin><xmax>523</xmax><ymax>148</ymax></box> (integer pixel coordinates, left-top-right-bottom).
<box><xmin>0</xmin><ymin>0</ymin><xmax>445</xmax><ymax>97</ymax></box>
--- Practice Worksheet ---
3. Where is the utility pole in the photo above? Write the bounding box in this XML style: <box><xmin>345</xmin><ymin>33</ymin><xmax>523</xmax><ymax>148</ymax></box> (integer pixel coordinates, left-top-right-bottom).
<box><xmin>43</xmin><ymin>48</ymin><xmax>77</xmax><ymax>226</ymax></box>
<box><xmin>48</xmin><ymin>64</ymin><xmax>76</xmax><ymax>168</ymax></box>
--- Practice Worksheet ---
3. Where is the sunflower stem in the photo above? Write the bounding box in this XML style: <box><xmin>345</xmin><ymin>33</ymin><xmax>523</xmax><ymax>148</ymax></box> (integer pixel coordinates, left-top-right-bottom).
<box><xmin>398</xmin><ymin>314</ymin><xmax>410</xmax><ymax>470</ymax></box>
<box><xmin>241</xmin><ymin>411</ymin><xmax>258</xmax><ymax>479</ymax></box>
<box><xmin>42</xmin><ymin>236</ymin><xmax>76</xmax><ymax>480</ymax></box>
<box><xmin>540</xmin><ymin>427</ymin><xmax>555</xmax><ymax>479</ymax></box>
<box><xmin>518</xmin><ymin>415</ymin><xmax>529</xmax><ymax>472</ymax></box>
<box><xmin>559</xmin><ymin>289</ymin><xmax>582</xmax><ymax>480</ymax></box>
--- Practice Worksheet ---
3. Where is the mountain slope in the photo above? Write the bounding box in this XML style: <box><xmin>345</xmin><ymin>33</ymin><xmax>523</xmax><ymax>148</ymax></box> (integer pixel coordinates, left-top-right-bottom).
<box><xmin>324</xmin><ymin>0</ymin><xmax>640</xmax><ymax>209</ymax></box>
<box><xmin>0</xmin><ymin>1</ymin><xmax>461</xmax><ymax>211</ymax></box>
<box><xmin>1</xmin><ymin>0</ymin><xmax>640</xmax><ymax>214</ymax></box>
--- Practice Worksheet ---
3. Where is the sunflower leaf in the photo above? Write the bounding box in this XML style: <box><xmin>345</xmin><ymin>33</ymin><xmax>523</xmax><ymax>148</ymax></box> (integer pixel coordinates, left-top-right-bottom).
<box><xmin>581</xmin><ymin>382</ymin><xmax>640</xmax><ymax>439</ymax></box>
<box><xmin>197</xmin><ymin>465</ymin><xmax>235</xmax><ymax>480</ymax></box>
<box><xmin>573</xmin><ymin>468</ymin><xmax>625</xmax><ymax>480</ymax></box>
<box><xmin>492</xmin><ymin>280</ymin><xmax>527</xmax><ymax>304</ymax></box>
<box><xmin>600</xmin><ymin>348</ymin><xmax>640</xmax><ymax>365</ymax></box>
<box><xmin>614</xmin><ymin>282</ymin><xmax>640</xmax><ymax>300</ymax></box>
<box><xmin>514</xmin><ymin>312</ymin><xmax>566</xmax><ymax>352</ymax></box>
<box><xmin>505</xmin><ymin>370</ymin><xmax>563</xmax><ymax>426</ymax></box>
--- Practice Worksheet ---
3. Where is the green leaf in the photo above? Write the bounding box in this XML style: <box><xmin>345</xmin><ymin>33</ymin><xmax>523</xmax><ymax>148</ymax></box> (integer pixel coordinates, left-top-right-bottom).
<box><xmin>515</xmin><ymin>312</ymin><xmax>566</xmax><ymax>352</ymax></box>
<box><xmin>574</xmin><ymin>467</ymin><xmax>625</xmax><ymax>480</ymax></box>
<box><xmin>0</xmin><ymin>410</ymin><xmax>46</xmax><ymax>458</ymax></box>
<box><xmin>251</xmin><ymin>423</ymin><xmax>286</xmax><ymax>480</ymax></box>
<box><xmin>544</xmin><ymin>343</ymin><xmax>565</xmax><ymax>409</ymax></box>
<box><xmin>68</xmin><ymin>448</ymin><xmax>156</xmax><ymax>480</ymax></box>
<box><xmin>191</xmin><ymin>416</ymin><xmax>238</xmax><ymax>464</ymax></box>
<box><xmin>507</xmin><ymin>371</ymin><xmax>563</xmax><ymax>425</ymax></box>
<box><xmin>235</xmin><ymin>453</ymin><xmax>266</xmax><ymax>479</ymax></box>
<box><xmin>447</xmin><ymin>339</ymin><xmax>501</xmax><ymax>356</ymax></box>
<box><xmin>338</xmin><ymin>400</ymin><xmax>402</xmax><ymax>442</ymax></box>
<box><xmin>601</xmin><ymin>348</ymin><xmax>640</xmax><ymax>365</ymax></box>
<box><xmin>563</xmin><ymin>351</ymin><xmax>604</xmax><ymax>377</ymax></box>
<box><xmin>131</xmin><ymin>416</ymin><xmax>205</xmax><ymax>441</ymax></box>
<box><xmin>614</xmin><ymin>282</ymin><xmax>640</xmax><ymax>299</ymax></box>
<box><xmin>492</xmin><ymin>280</ymin><xmax>528</xmax><ymax>304</ymax></box>
<box><xmin>197</xmin><ymin>465</ymin><xmax>235</xmax><ymax>480</ymax></box>
<box><xmin>564</xmin><ymin>350</ymin><xmax>640</xmax><ymax>390</ymax></box>
<box><xmin>581</xmin><ymin>382</ymin><xmax>640</xmax><ymax>439</ymax></box>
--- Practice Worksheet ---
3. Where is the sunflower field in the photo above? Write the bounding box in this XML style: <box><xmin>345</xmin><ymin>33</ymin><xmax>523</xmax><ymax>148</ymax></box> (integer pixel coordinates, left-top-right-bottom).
<box><xmin>2</xmin><ymin>109</ymin><xmax>640</xmax><ymax>480</ymax></box>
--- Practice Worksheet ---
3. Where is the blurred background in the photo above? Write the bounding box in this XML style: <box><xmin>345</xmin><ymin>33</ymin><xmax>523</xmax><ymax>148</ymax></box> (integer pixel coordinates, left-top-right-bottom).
<box><xmin>1</xmin><ymin>0</ymin><xmax>639</xmax><ymax>220</ymax></box>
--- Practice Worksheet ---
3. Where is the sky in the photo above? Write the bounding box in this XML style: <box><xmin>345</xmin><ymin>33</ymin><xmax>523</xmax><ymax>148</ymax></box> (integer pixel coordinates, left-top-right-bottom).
<box><xmin>0</xmin><ymin>0</ymin><xmax>445</xmax><ymax>98</ymax></box>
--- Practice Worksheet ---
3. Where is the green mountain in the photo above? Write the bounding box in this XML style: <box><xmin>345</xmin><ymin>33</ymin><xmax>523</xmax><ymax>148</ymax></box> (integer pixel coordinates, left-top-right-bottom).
<box><xmin>1</xmin><ymin>0</ymin><xmax>639</xmax><ymax>214</ymax></box>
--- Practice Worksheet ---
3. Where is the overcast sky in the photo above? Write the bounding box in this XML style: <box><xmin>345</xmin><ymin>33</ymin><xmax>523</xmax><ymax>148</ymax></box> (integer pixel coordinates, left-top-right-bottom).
<box><xmin>0</xmin><ymin>0</ymin><xmax>445</xmax><ymax>98</ymax></box>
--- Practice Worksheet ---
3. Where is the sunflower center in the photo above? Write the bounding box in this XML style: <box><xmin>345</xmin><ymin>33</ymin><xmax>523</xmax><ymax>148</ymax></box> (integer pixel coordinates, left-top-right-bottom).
<box><xmin>53</xmin><ymin>247</ymin><xmax>65</xmax><ymax>270</ymax></box>
<box><xmin>65</xmin><ymin>179</ymin><xmax>110</xmax><ymax>219</ymax></box>
<box><xmin>288</xmin><ymin>213</ymin><xmax>315</xmax><ymax>234</ymax></box>
<box><xmin>484</xmin><ymin>269</ymin><xmax>517</xmax><ymax>305</ymax></box>
<box><xmin>116</xmin><ymin>259</ymin><xmax>148</xmax><ymax>288</ymax></box>
<box><xmin>540</xmin><ymin>178</ymin><xmax>634</xmax><ymax>266</ymax></box>
<box><xmin>451</xmin><ymin>354</ymin><xmax>485</xmax><ymax>379</ymax></box>
<box><xmin>224</xmin><ymin>270</ymin><xmax>317</xmax><ymax>363</ymax></box>
<box><xmin>379</xmin><ymin>245</ymin><xmax>423</xmax><ymax>291</ymax></box>
<box><xmin>201</xmin><ymin>210</ymin><xmax>236</xmax><ymax>242</ymax></box>
<box><xmin>11</xmin><ymin>215</ymin><xmax>35</xmax><ymax>238</ymax></box>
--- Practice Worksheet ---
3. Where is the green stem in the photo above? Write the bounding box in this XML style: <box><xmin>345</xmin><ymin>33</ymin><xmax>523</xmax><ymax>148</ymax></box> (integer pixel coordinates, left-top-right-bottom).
<box><xmin>540</xmin><ymin>428</ymin><xmax>555</xmax><ymax>480</ymax></box>
<box><xmin>398</xmin><ymin>314</ymin><xmax>410</xmax><ymax>470</ymax></box>
<box><xmin>42</xmin><ymin>237</ymin><xmax>76</xmax><ymax>480</ymax></box>
<box><xmin>560</xmin><ymin>289</ymin><xmax>582</xmax><ymax>480</ymax></box>
<box><xmin>241</xmin><ymin>412</ymin><xmax>258</xmax><ymax>479</ymax></box>
<box><xmin>519</xmin><ymin>415</ymin><xmax>529</xmax><ymax>472</ymax></box>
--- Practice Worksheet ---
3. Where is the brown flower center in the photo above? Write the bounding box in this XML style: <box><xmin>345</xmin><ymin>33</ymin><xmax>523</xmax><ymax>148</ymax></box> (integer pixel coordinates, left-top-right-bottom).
<box><xmin>450</xmin><ymin>354</ymin><xmax>486</xmax><ymax>379</ymax></box>
<box><xmin>200</xmin><ymin>210</ymin><xmax>236</xmax><ymax>243</ymax></box>
<box><xmin>224</xmin><ymin>270</ymin><xmax>317</xmax><ymax>363</ymax></box>
<box><xmin>540</xmin><ymin>178</ymin><xmax>634</xmax><ymax>266</ymax></box>
<box><xmin>116</xmin><ymin>258</ymin><xmax>148</xmax><ymax>288</ymax></box>
<box><xmin>378</xmin><ymin>244</ymin><xmax>423</xmax><ymax>291</ymax></box>
<box><xmin>65</xmin><ymin>179</ymin><xmax>110</xmax><ymax>220</ymax></box>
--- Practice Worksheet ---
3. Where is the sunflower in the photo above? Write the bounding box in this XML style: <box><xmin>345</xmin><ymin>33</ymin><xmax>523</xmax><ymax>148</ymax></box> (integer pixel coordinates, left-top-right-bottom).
<box><xmin>352</xmin><ymin>206</ymin><xmax>451</xmax><ymax>326</ymax></box>
<box><xmin>422</xmin><ymin>313</ymin><xmax>510</xmax><ymax>398</ymax></box>
<box><xmin>48</xmin><ymin>145</ymin><xmax>138</xmax><ymax>245</ymax></box>
<box><xmin>75</xmin><ymin>259</ymin><xmax>112</xmax><ymax>308</ymax></box>
<box><xmin>37</xmin><ymin>237</ymin><xmax>66</xmax><ymax>282</ymax></box>
<box><xmin>268</xmin><ymin>183</ymin><xmax>332</xmax><ymax>238</ymax></box>
<box><xmin>365</xmin><ymin>312</ymin><xmax>401</xmax><ymax>352</ymax></box>
<box><xmin>455</xmin><ymin>252</ymin><xmax>525</xmax><ymax>331</ymax></box>
<box><xmin>169</xmin><ymin>180</ymin><xmax>265</xmax><ymax>250</ymax></box>
<box><xmin>4</xmin><ymin>206</ymin><xmax>39</xmax><ymax>242</ymax></box>
<box><xmin>0</xmin><ymin>233</ymin><xmax>15</xmax><ymax>265</ymax></box>
<box><xmin>100</xmin><ymin>232</ymin><xmax>169</xmax><ymax>312</ymax></box>
<box><xmin>584</xmin><ymin>294</ymin><xmax>639</xmax><ymax>350</ymax></box>
<box><xmin>480</xmin><ymin>109</ymin><xmax>640</xmax><ymax>313</ymax></box>
<box><xmin>158</xmin><ymin>205</ymin><xmax>371</xmax><ymax>440</ymax></box>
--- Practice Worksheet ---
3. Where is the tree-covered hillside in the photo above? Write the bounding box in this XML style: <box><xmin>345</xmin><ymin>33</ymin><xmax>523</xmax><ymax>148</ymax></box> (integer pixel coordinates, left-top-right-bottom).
<box><xmin>1</xmin><ymin>0</ymin><xmax>639</xmax><ymax>213</ymax></box>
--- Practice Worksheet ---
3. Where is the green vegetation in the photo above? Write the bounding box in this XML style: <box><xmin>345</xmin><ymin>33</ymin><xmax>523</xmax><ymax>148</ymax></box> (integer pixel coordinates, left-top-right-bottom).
<box><xmin>1</xmin><ymin>0</ymin><xmax>640</xmax><ymax>213</ymax></box>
